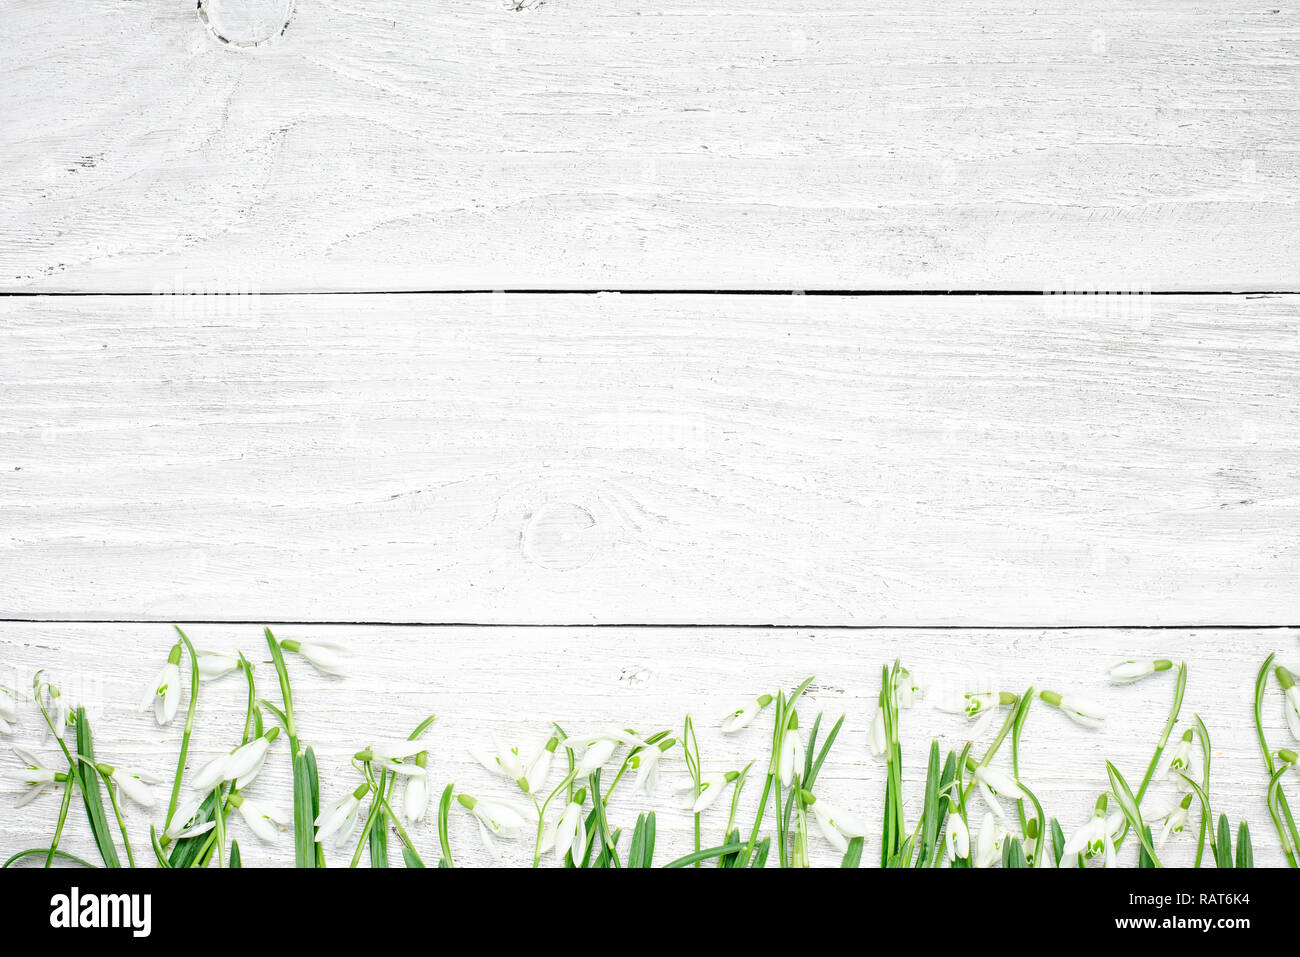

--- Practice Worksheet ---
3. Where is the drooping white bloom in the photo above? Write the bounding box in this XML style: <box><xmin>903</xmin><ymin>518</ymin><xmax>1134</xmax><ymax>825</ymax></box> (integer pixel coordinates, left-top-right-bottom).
<box><xmin>164</xmin><ymin>793</ymin><xmax>215</xmax><ymax>840</ymax></box>
<box><xmin>525</xmin><ymin>737</ymin><xmax>559</xmax><ymax>794</ymax></box>
<box><xmin>196</xmin><ymin>651</ymin><xmax>240</xmax><ymax>681</ymax></box>
<box><xmin>627</xmin><ymin>738</ymin><xmax>675</xmax><ymax>794</ymax></box>
<box><xmin>315</xmin><ymin>785</ymin><xmax>369</xmax><ymax>846</ymax></box>
<box><xmin>192</xmin><ymin>730</ymin><xmax>279</xmax><ymax>791</ymax></box>
<box><xmin>457</xmin><ymin>793</ymin><xmax>529</xmax><ymax>840</ymax></box>
<box><xmin>945</xmin><ymin>811</ymin><xmax>970</xmax><ymax>861</ymax></box>
<box><xmin>1156</xmin><ymin>795</ymin><xmax>1193</xmax><ymax>846</ymax></box>
<box><xmin>973</xmin><ymin>812</ymin><xmax>1003</xmax><ymax>868</ymax></box>
<box><xmin>1108</xmin><ymin>659</ymin><xmax>1172</xmax><ymax>683</ymax></box>
<box><xmin>570</xmin><ymin>730</ymin><xmax>648</xmax><ymax>777</ymax></box>
<box><xmin>8</xmin><ymin>747</ymin><xmax>60</xmax><ymax>807</ymax></box>
<box><xmin>471</xmin><ymin>734</ymin><xmax>557</xmax><ymax>794</ymax></box>
<box><xmin>235</xmin><ymin>796</ymin><xmax>288</xmax><ymax>843</ymax></box>
<box><xmin>720</xmin><ymin>694</ymin><xmax>773</xmax><ymax>733</ymax></box>
<box><xmin>690</xmin><ymin>771</ymin><xmax>740</xmax><ymax>814</ymax></box>
<box><xmin>1062</xmin><ymin>796</ymin><xmax>1120</xmax><ymax>865</ymax></box>
<box><xmin>551</xmin><ymin>793</ymin><xmax>588</xmax><ymax>863</ymax></box>
<box><xmin>867</xmin><ymin>707</ymin><xmax>887</xmax><ymax>759</ymax></box>
<box><xmin>140</xmin><ymin>645</ymin><xmax>183</xmax><ymax>726</ymax></box>
<box><xmin>356</xmin><ymin>739</ymin><xmax>429</xmax><ymax>776</ymax></box>
<box><xmin>403</xmin><ymin>771</ymin><xmax>429</xmax><ymax>825</ymax></box>
<box><xmin>972</xmin><ymin>765</ymin><xmax>1025</xmax><ymax>819</ymax></box>
<box><xmin>1163</xmin><ymin>728</ymin><xmax>1195</xmax><ymax>784</ymax></box>
<box><xmin>107</xmin><ymin>766</ymin><xmax>159</xmax><ymax>807</ymax></box>
<box><xmin>47</xmin><ymin>684</ymin><xmax>70</xmax><ymax>739</ymax></box>
<box><xmin>0</xmin><ymin>686</ymin><xmax>16</xmax><ymax>734</ymax></box>
<box><xmin>1279</xmin><ymin>668</ymin><xmax>1300</xmax><ymax>742</ymax></box>
<box><xmin>1041</xmin><ymin>690</ymin><xmax>1105</xmax><ymax>729</ymax></box>
<box><xmin>280</xmin><ymin>638</ymin><xmax>348</xmax><ymax>676</ymax></box>
<box><xmin>933</xmin><ymin>689</ymin><xmax>999</xmax><ymax>718</ymax></box>
<box><xmin>804</xmin><ymin>791</ymin><xmax>868</xmax><ymax>853</ymax></box>
<box><xmin>897</xmin><ymin>667</ymin><xmax>925</xmax><ymax>708</ymax></box>
<box><xmin>777</xmin><ymin>715</ymin><xmax>803</xmax><ymax>787</ymax></box>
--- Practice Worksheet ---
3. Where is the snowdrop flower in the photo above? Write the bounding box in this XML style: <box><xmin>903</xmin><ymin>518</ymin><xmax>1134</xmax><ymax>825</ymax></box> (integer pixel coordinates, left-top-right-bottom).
<box><xmin>231</xmin><ymin>794</ymin><xmax>288</xmax><ymax>843</ymax></box>
<box><xmin>1156</xmin><ymin>793</ymin><xmax>1193</xmax><ymax>846</ymax></box>
<box><xmin>802</xmin><ymin>790</ymin><xmax>867</xmax><ymax>853</ymax></box>
<box><xmin>1163</xmin><ymin>728</ymin><xmax>1195</xmax><ymax>783</ymax></box>
<box><xmin>457</xmin><ymin>793</ymin><xmax>530</xmax><ymax>839</ymax></box>
<box><xmin>777</xmin><ymin>713</ymin><xmax>803</xmax><ymax>787</ymax></box>
<box><xmin>355</xmin><ymin>739</ymin><xmax>429</xmax><ymax>776</ymax></box>
<box><xmin>1277</xmin><ymin>667</ymin><xmax>1300</xmax><ymax>742</ymax></box>
<box><xmin>403</xmin><ymin>754</ymin><xmax>430</xmax><ymax>824</ymax></box>
<box><xmin>721</xmin><ymin>694</ymin><xmax>773</xmax><ymax>733</ymax></box>
<box><xmin>34</xmin><ymin>674</ymin><xmax>72</xmax><ymax>739</ymax></box>
<box><xmin>867</xmin><ymin>707</ymin><xmax>887</xmax><ymax>759</ymax></box>
<box><xmin>689</xmin><ymin>770</ymin><xmax>743</xmax><ymax>814</ymax></box>
<box><xmin>315</xmin><ymin>784</ymin><xmax>370</xmax><ymax>846</ymax></box>
<box><xmin>570</xmin><ymin>730</ymin><xmax>648</xmax><ymax>776</ymax></box>
<box><xmin>627</xmin><ymin>737</ymin><xmax>675</xmax><ymax>794</ymax></box>
<box><xmin>8</xmin><ymin>747</ymin><xmax>63</xmax><ymax>807</ymax></box>
<box><xmin>1109</xmin><ymin>659</ymin><xmax>1173</xmax><ymax>683</ymax></box>
<box><xmin>192</xmin><ymin>728</ymin><xmax>280</xmax><ymax>791</ymax></box>
<box><xmin>279</xmin><ymin>638</ymin><xmax>347</xmax><ymax>676</ymax></box>
<box><xmin>972</xmin><ymin>765</ymin><xmax>1025</xmax><ymax>819</ymax></box>
<box><xmin>196</xmin><ymin>651</ymin><xmax>240</xmax><ymax>681</ymax></box>
<box><xmin>973</xmin><ymin>813</ymin><xmax>1003</xmax><ymax>868</ymax></box>
<box><xmin>526</xmin><ymin>736</ymin><xmax>559</xmax><ymax>794</ymax></box>
<box><xmin>471</xmin><ymin>734</ymin><xmax>556</xmax><ymax>793</ymax></box>
<box><xmin>550</xmin><ymin>789</ymin><xmax>588</xmax><ymax>863</ymax></box>
<box><xmin>140</xmin><ymin>644</ymin><xmax>183</xmax><ymax>726</ymax></box>
<box><xmin>1062</xmin><ymin>796</ymin><xmax>1122</xmax><ymax>866</ymax></box>
<box><xmin>897</xmin><ymin>667</ymin><xmax>925</xmax><ymax>708</ymax></box>
<box><xmin>165</xmin><ymin>793</ymin><xmax>216</xmax><ymax>840</ymax></box>
<box><xmin>946</xmin><ymin>810</ymin><xmax>970</xmax><ymax>862</ymax></box>
<box><xmin>100</xmin><ymin>764</ymin><xmax>159</xmax><ymax>807</ymax></box>
<box><xmin>934</xmin><ymin>689</ymin><xmax>1012</xmax><ymax>719</ymax></box>
<box><xmin>1039</xmin><ymin>689</ymin><xmax>1105</xmax><ymax>729</ymax></box>
<box><xmin>1277</xmin><ymin>749</ymin><xmax>1298</xmax><ymax>773</ymax></box>
<box><xmin>0</xmin><ymin>686</ymin><xmax>16</xmax><ymax>734</ymax></box>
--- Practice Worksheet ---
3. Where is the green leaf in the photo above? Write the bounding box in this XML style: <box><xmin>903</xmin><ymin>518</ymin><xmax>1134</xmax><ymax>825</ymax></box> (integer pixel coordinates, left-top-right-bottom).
<box><xmin>1214</xmin><ymin>814</ymin><xmax>1233</xmax><ymax>869</ymax></box>
<box><xmin>437</xmin><ymin>782</ymin><xmax>455</xmax><ymax>868</ymax></box>
<box><xmin>369</xmin><ymin>799</ymin><xmax>389</xmax><ymax>868</ymax></box>
<box><xmin>73</xmin><ymin>708</ymin><xmax>120</xmax><ymax>868</ymax></box>
<box><xmin>628</xmin><ymin>812</ymin><xmax>656</xmax><ymax>868</ymax></box>
<box><xmin>1002</xmin><ymin>837</ymin><xmax>1028</xmax><ymax>869</ymax></box>
<box><xmin>663</xmin><ymin>842</ymin><xmax>746</xmax><ymax>868</ymax></box>
<box><xmin>229</xmin><ymin>841</ymin><xmax>242</xmax><ymax>868</ymax></box>
<box><xmin>1138</xmin><ymin>826</ymin><xmax>1157</xmax><ymax>868</ymax></box>
<box><xmin>1050</xmin><ymin>818</ymin><xmax>1066</xmax><ymax>867</ymax></box>
<box><xmin>1235</xmin><ymin>821</ymin><xmax>1253</xmax><ymax>869</ymax></box>
<box><xmin>841</xmin><ymin>836</ymin><xmax>864</xmax><ymax>868</ymax></box>
<box><xmin>1106</xmin><ymin>761</ymin><xmax>1161</xmax><ymax>867</ymax></box>
<box><xmin>292</xmin><ymin>750</ymin><xmax>319</xmax><ymax>868</ymax></box>
<box><xmin>402</xmin><ymin>844</ymin><xmax>426</xmax><ymax>868</ymax></box>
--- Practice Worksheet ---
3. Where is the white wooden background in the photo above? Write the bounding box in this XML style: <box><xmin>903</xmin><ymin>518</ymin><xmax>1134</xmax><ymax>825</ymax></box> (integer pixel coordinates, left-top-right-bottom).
<box><xmin>1</xmin><ymin>0</ymin><xmax>1298</xmax><ymax>866</ymax></box>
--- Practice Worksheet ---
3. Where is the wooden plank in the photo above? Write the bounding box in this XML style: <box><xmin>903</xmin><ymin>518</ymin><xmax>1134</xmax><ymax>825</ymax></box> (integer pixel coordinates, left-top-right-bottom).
<box><xmin>3</xmin><ymin>1</ymin><xmax>1298</xmax><ymax>291</ymax></box>
<box><xmin>2</xmin><ymin>292</ymin><xmax>1298</xmax><ymax>625</ymax></box>
<box><xmin>0</xmin><ymin>623</ymin><xmax>1289</xmax><ymax>867</ymax></box>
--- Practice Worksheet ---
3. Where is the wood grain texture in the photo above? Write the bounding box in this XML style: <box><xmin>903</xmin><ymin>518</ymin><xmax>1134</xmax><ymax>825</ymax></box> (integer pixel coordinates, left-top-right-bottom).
<box><xmin>0</xmin><ymin>624</ymin><xmax>1292</xmax><ymax>867</ymax></box>
<box><xmin>4</xmin><ymin>293</ymin><xmax>1299</xmax><ymax>625</ymax></box>
<box><xmin>3</xmin><ymin>0</ymin><xmax>1299</xmax><ymax>291</ymax></box>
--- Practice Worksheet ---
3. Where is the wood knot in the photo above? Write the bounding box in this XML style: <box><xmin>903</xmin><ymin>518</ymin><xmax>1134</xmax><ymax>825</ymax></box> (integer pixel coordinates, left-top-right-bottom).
<box><xmin>521</xmin><ymin>502</ymin><xmax>602</xmax><ymax>571</ymax></box>
<box><xmin>197</xmin><ymin>0</ymin><xmax>295</xmax><ymax>49</ymax></box>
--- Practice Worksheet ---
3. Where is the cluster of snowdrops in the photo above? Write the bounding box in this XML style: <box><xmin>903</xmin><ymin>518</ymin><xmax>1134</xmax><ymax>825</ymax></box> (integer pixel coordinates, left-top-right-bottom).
<box><xmin>3</xmin><ymin>627</ymin><xmax>1299</xmax><ymax>868</ymax></box>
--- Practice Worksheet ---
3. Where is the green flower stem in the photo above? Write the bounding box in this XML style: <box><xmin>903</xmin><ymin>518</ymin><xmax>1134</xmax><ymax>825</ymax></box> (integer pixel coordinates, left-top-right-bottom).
<box><xmin>1254</xmin><ymin>653</ymin><xmax>1298</xmax><ymax>867</ymax></box>
<box><xmin>165</xmin><ymin>627</ymin><xmax>201</xmax><ymax>833</ymax></box>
